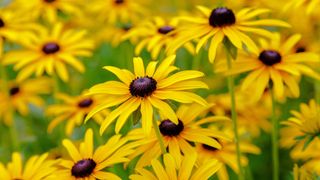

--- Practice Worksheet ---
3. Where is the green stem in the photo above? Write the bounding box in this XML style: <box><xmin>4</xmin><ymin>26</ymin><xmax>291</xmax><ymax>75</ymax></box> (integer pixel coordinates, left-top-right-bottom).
<box><xmin>225</xmin><ymin>47</ymin><xmax>244</xmax><ymax>180</ymax></box>
<box><xmin>152</xmin><ymin>114</ymin><xmax>167</xmax><ymax>154</ymax></box>
<box><xmin>270</xmin><ymin>85</ymin><xmax>279</xmax><ymax>180</ymax></box>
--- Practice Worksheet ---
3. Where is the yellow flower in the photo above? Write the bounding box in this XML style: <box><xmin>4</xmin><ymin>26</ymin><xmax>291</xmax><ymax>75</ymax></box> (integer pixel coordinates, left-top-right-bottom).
<box><xmin>46</xmin><ymin>92</ymin><xmax>109</xmax><ymax>136</ymax></box>
<box><xmin>0</xmin><ymin>77</ymin><xmax>51</xmax><ymax>125</ymax></box>
<box><xmin>125</xmin><ymin>103</ymin><xmax>230</xmax><ymax>168</ymax></box>
<box><xmin>284</xmin><ymin>0</ymin><xmax>320</xmax><ymax>15</ymax></box>
<box><xmin>3</xmin><ymin>23</ymin><xmax>94</xmax><ymax>82</ymax></box>
<box><xmin>57</xmin><ymin>128</ymin><xmax>134</xmax><ymax>179</ymax></box>
<box><xmin>0</xmin><ymin>152</ymin><xmax>57</xmax><ymax>180</ymax></box>
<box><xmin>225</xmin><ymin>33</ymin><xmax>320</xmax><ymax>101</ymax></box>
<box><xmin>123</xmin><ymin>16</ymin><xmax>195</xmax><ymax>59</ymax></box>
<box><xmin>12</xmin><ymin>0</ymin><xmax>83</xmax><ymax>23</ymax></box>
<box><xmin>92</xmin><ymin>0</ymin><xmax>148</xmax><ymax>23</ymax></box>
<box><xmin>85</xmin><ymin>55</ymin><xmax>208</xmax><ymax>135</ymax></box>
<box><xmin>167</xmin><ymin>6</ymin><xmax>290</xmax><ymax>62</ymax></box>
<box><xmin>96</xmin><ymin>23</ymin><xmax>137</xmax><ymax>46</ymax></box>
<box><xmin>196</xmin><ymin>126</ymin><xmax>260</xmax><ymax>180</ymax></box>
<box><xmin>129</xmin><ymin>153</ymin><xmax>222</xmax><ymax>180</ymax></box>
<box><xmin>293</xmin><ymin>164</ymin><xmax>315</xmax><ymax>180</ymax></box>
<box><xmin>282</xmin><ymin>100</ymin><xmax>320</xmax><ymax>149</ymax></box>
<box><xmin>0</xmin><ymin>7</ymin><xmax>38</xmax><ymax>42</ymax></box>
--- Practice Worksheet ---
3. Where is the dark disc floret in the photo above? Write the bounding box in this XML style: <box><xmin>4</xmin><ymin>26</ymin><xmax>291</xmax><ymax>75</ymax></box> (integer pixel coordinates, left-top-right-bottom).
<box><xmin>159</xmin><ymin>119</ymin><xmax>184</xmax><ymax>136</ymax></box>
<box><xmin>0</xmin><ymin>18</ymin><xmax>5</xmax><ymax>28</ymax></box>
<box><xmin>158</xmin><ymin>26</ymin><xmax>175</xmax><ymax>34</ymax></box>
<box><xmin>42</xmin><ymin>42</ymin><xmax>60</xmax><ymax>54</ymax></box>
<box><xmin>209</xmin><ymin>7</ymin><xmax>236</xmax><ymax>27</ymax></box>
<box><xmin>78</xmin><ymin>98</ymin><xmax>93</xmax><ymax>108</ymax></box>
<box><xmin>9</xmin><ymin>86</ymin><xmax>20</xmax><ymax>96</ymax></box>
<box><xmin>71</xmin><ymin>159</ymin><xmax>96</xmax><ymax>178</ymax></box>
<box><xmin>129</xmin><ymin>76</ymin><xmax>157</xmax><ymax>97</ymax></box>
<box><xmin>258</xmin><ymin>50</ymin><xmax>282</xmax><ymax>66</ymax></box>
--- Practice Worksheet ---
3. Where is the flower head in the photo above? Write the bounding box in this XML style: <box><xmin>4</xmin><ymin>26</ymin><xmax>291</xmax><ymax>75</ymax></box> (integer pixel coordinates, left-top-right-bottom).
<box><xmin>85</xmin><ymin>55</ymin><xmax>208</xmax><ymax>135</ymax></box>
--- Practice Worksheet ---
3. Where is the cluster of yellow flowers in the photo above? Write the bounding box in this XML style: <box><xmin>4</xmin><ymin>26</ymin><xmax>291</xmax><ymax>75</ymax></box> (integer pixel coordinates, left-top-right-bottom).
<box><xmin>1</xmin><ymin>0</ymin><xmax>320</xmax><ymax>179</ymax></box>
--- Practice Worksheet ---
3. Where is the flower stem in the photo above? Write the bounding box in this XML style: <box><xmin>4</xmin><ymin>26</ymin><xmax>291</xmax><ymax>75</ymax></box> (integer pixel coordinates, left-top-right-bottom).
<box><xmin>270</xmin><ymin>84</ymin><xmax>279</xmax><ymax>180</ymax></box>
<box><xmin>225</xmin><ymin>46</ymin><xmax>244</xmax><ymax>180</ymax></box>
<box><xmin>152</xmin><ymin>114</ymin><xmax>167</xmax><ymax>154</ymax></box>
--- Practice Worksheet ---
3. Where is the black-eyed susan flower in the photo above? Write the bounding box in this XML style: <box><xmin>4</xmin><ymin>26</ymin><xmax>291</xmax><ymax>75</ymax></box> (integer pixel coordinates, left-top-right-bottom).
<box><xmin>3</xmin><ymin>23</ymin><xmax>94</xmax><ymax>82</ymax></box>
<box><xmin>0</xmin><ymin>152</ymin><xmax>57</xmax><ymax>180</ymax></box>
<box><xmin>126</xmin><ymin>103</ymin><xmax>230</xmax><ymax>168</ymax></box>
<box><xmin>12</xmin><ymin>0</ymin><xmax>83</xmax><ymax>23</ymax></box>
<box><xmin>282</xmin><ymin>100</ymin><xmax>320</xmax><ymax>149</ymax></box>
<box><xmin>196</xmin><ymin>126</ymin><xmax>261</xmax><ymax>180</ymax></box>
<box><xmin>92</xmin><ymin>0</ymin><xmax>148</xmax><ymax>23</ymax></box>
<box><xmin>167</xmin><ymin>6</ymin><xmax>290</xmax><ymax>62</ymax></box>
<box><xmin>129</xmin><ymin>153</ymin><xmax>221</xmax><ymax>180</ymax></box>
<box><xmin>85</xmin><ymin>55</ymin><xmax>208</xmax><ymax>135</ymax></box>
<box><xmin>96</xmin><ymin>23</ymin><xmax>136</xmax><ymax>46</ymax></box>
<box><xmin>0</xmin><ymin>77</ymin><xmax>51</xmax><ymax>125</ymax></box>
<box><xmin>122</xmin><ymin>17</ymin><xmax>194</xmax><ymax>59</ymax></box>
<box><xmin>224</xmin><ymin>33</ymin><xmax>320</xmax><ymax>101</ymax></box>
<box><xmin>0</xmin><ymin>7</ymin><xmax>38</xmax><ymax>42</ymax></box>
<box><xmin>46</xmin><ymin>92</ymin><xmax>109</xmax><ymax>136</ymax></box>
<box><xmin>57</xmin><ymin>128</ymin><xmax>134</xmax><ymax>179</ymax></box>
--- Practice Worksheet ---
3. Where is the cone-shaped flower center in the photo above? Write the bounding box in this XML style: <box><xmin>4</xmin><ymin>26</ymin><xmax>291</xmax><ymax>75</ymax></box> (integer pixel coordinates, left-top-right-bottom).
<box><xmin>158</xmin><ymin>26</ymin><xmax>174</xmax><ymax>34</ymax></box>
<box><xmin>258</xmin><ymin>50</ymin><xmax>282</xmax><ymax>66</ymax></box>
<box><xmin>159</xmin><ymin>119</ymin><xmax>184</xmax><ymax>136</ymax></box>
<box><xmin>0</xmin><ymin>18</ymin><xmax>4</xmax><ymax>28</ymax></box>
<box><xmin>42</xmin><ymin>42</ymin><xmax>60</xmax><ymax>54</ymax></box>
<box><xmin>115</xmin><ymin>0</ymin><xmax>124</xmax><ymax>4</ymax></box>
<box><xmin>129</xmin><ymin>76</ymin><xmax>157</xmax><ymax>97</ymax></box>
<box><xmin>9</xmin><ymin>86</ymin><xmax>20</xmax><ymax>96</ymax></box>
<box><xmin>209</xmin><ymin>7</ymin><xmax>236</xmax><ymax>27</ymax></box>
<box><xmin>71</xmin><ymin>159</ymin><xmax>96</xmax><ymax>178</ymax></box>
<box><xmin>296</xmin><ymin>46</ymin><xmax>306</xmax><ymax>53</ymax></box>
<box><xmin>78</xmin><ymin>98</ymin><xmax>93</xmax><ymax>108</ymax></box>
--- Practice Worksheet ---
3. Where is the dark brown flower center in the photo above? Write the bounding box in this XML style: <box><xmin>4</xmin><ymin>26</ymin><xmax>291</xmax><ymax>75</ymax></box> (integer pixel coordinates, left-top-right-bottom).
<box><xmin>202</xmin><ymin>144</ymin><xmax>219</xmax><ymax>151</ymax></box>
<box><xmin>71</xmin><ymin>159</ymin><xmax>96</xmax><ymax>178</ymax></box>
<box><xmin>78</xmin><ymin>98</ymin><xmax>93</xmax><ymax>108</ymax></box>
<box><xmin>42</xmin><ymin>42</ymin><xmax>60</xmax><ymax>54</ymax></box>
<box><xmin>9</xmin><ymin>87</ymin><xmax>20</xmax><ymax>96</ymax></box>
<box><xmin>209</xmin><ymin>7</ymin><xmax>236</xmax><ymax>27</ymax></box>
<box><xmin>0</xmin><ymin>18</ymin><xmax>5</xmax><ymax>28</ymax></box>
<box><xmin>129</xmin><ymin>76</ymin><xmax>157</xmax><ymax>97</ymax></box>
<box><xmin>158</xmin><ymin>26</ymin><xmax>175</xmax><ymax>34</ymax></box>
<box><xmin>295</xmin><ymin>46</ymin><xmax>306</xmax><ymax>53</ymax></box>
<box><xmin>258</xmin><ymin>50</ymin><xmax>282</xmax><ymax>66</ymax></box>
<box><xmin>114</xmin><ymin>0</ymin><xmax>124</xmax><ymax>4</ymax></box>
<box><xmin>159</xmin><ymin>119</ymin><xmax>184</xmax><ymax>136</ymax></box>
<box><xmin>122</xmin><ymin>24</ymin><xmax>132</xmax><ymax>31</ymax></box>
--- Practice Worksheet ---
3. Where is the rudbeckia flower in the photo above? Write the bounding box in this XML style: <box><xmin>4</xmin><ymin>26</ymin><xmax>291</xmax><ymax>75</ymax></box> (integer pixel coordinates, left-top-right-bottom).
<box><xmin>57</xmin><ymin>128</ymin><xmax>135</xmax><ymax>179</ymax></box>
<box><xmin>0</xmin><ymin>152</ymin><xmax>57</xmax><ymax>180</ymax></box>
<box><xmin>85</xmin><ymin>55</ymin><xmax>208</xmax><ymax>135</ymax></box>
<box><xmin>282</xmin><ymin>100</ymin><xmax>320</xmax><ymax>149</ymax></box>
<box><xmin>3</xmin><ymin>23</ymin><xmax>94</xmax><ymax>82</ymax></box>
<box><xmin>92</xmin><ymin>0</ymin><xmax>148</xmax><ymax>23</ymax></box>
<box><xmin>12</xmin><ymin>0</ymin><xmax>83</xmax><ymax>23</ymax></box>
<box><xmin>129</xmin><ymin>153</ymin><xmax>221</xmax><ymax>180</ymax></box>
<box><xmin>46</xmin><ymin>92</ymin><xmax>109</xmax><ymax>136</ymax></box>
<box><xmin>167</xmin><ymin>6</ymin><xmax>290</xmax><ymax>62</ymax></box>
<box><xmin>196</xmin><ymin>126</ymin><xmax>261</xmax><ymax>180</ymax></box>
<box><xmin>0</xmin><ymin>77</ymin><xmax>51</xmax><ymax>125</ymax></box>
<box><xmin>224</xmin><ymin>33</ymin><xmax>320</xmax><ymax>101</ymax></box>
<box><xmin>122</xmin><ymin>17</ymin><xmax>194</xmax><ymax>59</ymax></box>
<box><xmin>125</xmin><ymin>103</ymin><xmax>230</xmax><ymax>168</ymax></box>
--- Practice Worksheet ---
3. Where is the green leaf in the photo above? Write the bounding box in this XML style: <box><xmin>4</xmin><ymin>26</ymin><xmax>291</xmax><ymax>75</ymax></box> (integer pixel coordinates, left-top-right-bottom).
<box><xmin>294</xmin><ymin>135</ymin><xmax>306</xmax><ymax>141</ymax></box>
<box><xmin>302</xmin><ymin>136</ymin><xmax>314</xmax><ymax>150</ymax></box>
<box><xmin>132</xmin><ymin>109</ymin><xmax>141</xmax><ymax>125</ymax></box>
